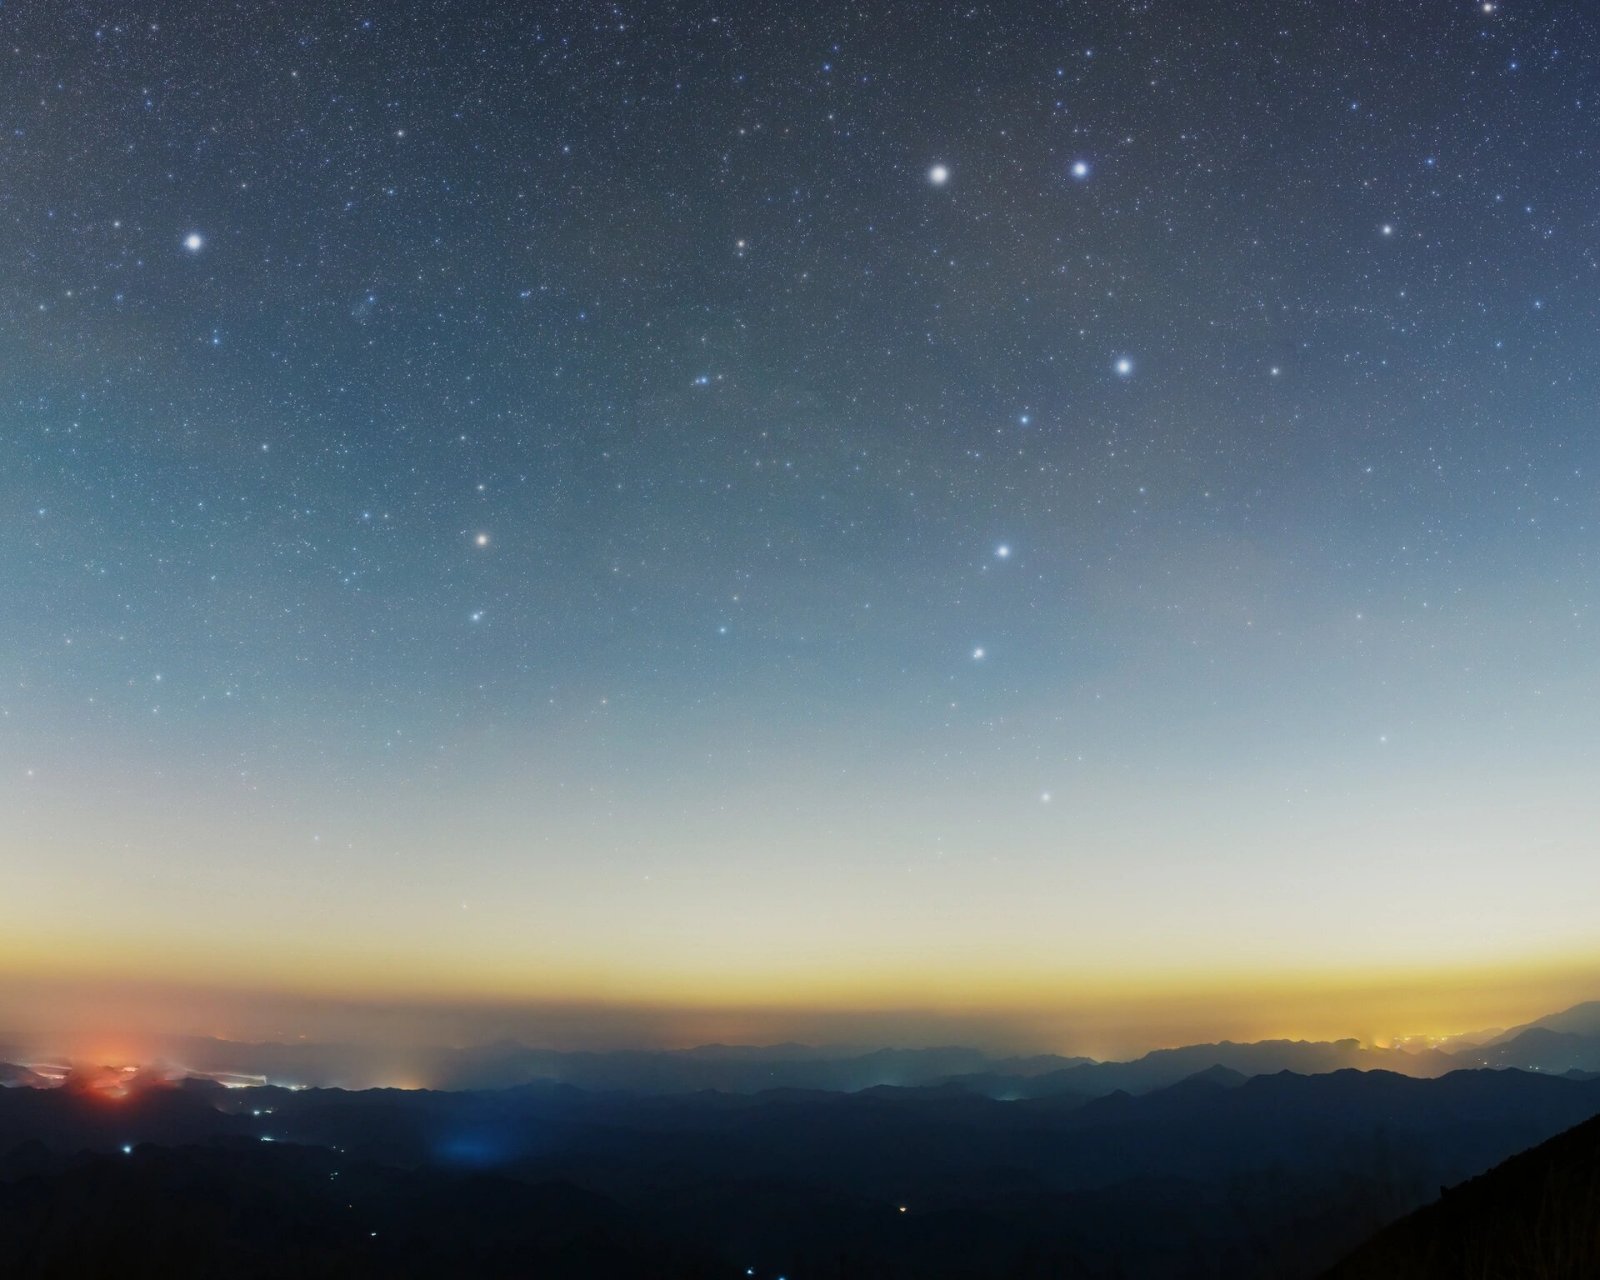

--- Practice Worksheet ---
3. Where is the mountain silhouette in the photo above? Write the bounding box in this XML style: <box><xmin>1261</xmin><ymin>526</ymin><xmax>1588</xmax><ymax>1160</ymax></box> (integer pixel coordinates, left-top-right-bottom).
<box><xmin>1325</xmin><ymin>1105</ymin><xmax>1600</xmax><ymax>1278</ymax></box>
<box><xmin>93</xmin><ymin>1008</ymin><xmax>1600</xmax><ymax>1098</ymax></box>
<box><xmin>10</xmin><ymin>1002</ymin><xmax>1600</xmax><ymax>1275</ymax></box>
<box><xmin>5</xmin><ymin>1062</ymin><xmax>1600</xmax><ymax>1277</ymax></box>
<box><xmin>1458</xmin><ymin>1025</ymin><xmax>1600</xmax><ymax>1073</ymax></box>
<box><xmin>1487</xmin><ymin>999</ymin><xmax>1600</xmax><ymax>1044</ymax></box>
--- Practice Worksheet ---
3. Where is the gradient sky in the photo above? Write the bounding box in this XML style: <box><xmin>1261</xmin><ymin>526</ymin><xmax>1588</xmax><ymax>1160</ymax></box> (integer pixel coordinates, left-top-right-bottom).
<box><xmin>3</xmin><ymin>0</ymin><xmax>1599</xmax><ymax>1056</ymax></box>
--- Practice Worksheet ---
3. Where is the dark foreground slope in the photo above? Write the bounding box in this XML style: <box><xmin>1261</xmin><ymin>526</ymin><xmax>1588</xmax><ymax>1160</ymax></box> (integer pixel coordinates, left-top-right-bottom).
<box><xmin>1325</xmin><ymin>1108</ymin><xmax>1600</xmax><ymax>1279</ymax></box>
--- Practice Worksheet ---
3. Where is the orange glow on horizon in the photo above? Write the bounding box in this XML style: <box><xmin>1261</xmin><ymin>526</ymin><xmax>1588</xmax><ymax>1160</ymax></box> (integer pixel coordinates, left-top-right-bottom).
<box><xmin>1</xmin><ymin>945</ymin><xmax>1597</xmax><ymax>1063</ymax></box>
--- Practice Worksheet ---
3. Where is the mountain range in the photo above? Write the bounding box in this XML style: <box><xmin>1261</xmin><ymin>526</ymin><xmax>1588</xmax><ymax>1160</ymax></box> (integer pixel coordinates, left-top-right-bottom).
<box><xmin>6</xmin><ymin>1004</ymin><xmax>1600</xmax><ymax>1275</ymax></box>
<box><xmin>7</xmin><ymin>999</ymin><xmax>1596</xmax><ymax>1098</ymax></box>
<box><xmin>4</xmin><ymin>1061</ymin><xmax>1600</xmax><ymax>1277</ymax></box>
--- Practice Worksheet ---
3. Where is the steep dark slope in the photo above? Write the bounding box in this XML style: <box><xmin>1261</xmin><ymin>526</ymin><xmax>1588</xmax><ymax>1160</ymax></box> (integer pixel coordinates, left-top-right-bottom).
<box><xmin>1325</xmin><ymin>1109</ymin><xmax>1600</xmax><ymax>1279</ymax></box>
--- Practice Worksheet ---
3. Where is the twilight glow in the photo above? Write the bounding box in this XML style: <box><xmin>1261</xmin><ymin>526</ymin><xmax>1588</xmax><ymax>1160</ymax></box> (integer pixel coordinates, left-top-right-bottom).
<box><xmin>3</xmin><ymin>0</ymin><xmax>1599</xmax><ymax>1059</ymax></box>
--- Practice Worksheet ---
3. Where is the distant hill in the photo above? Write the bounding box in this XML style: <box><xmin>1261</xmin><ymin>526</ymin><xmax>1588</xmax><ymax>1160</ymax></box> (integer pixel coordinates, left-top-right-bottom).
<box><xmin>1167</xmin><ymin>1063</ymin><xmax>1249</xmax><ymax>1092</ymax></box>
<box><xmin>1007</xmin><ymin>1038</ymin><xmax>1453</xmax><ymax>1100</ymax></box>
<box><xmin>1453</xmin><ymin>1026</ymin><xmax>1600</xmax><ymax>1074</ymax></box>
<box><xmin>74</xmin><ymin>1033</ymin><xmax>1452</xmax><ymax>1098</ymax></box>
<box><xmin>15</xmin><ymin>1000</ymin><xmax>1600</xmax><ymax>1100</ymax></box>
<box><xmin>152</xmin><ymin>1036</ymin><xmax>1094</xmax><ymax>1094</ymax></box>
<box><xmin>1484</xmin><ymin>998</ymin><xmax>1600</xmax><ymax>1045</ymax></box>
<box><xmin>1325</xmin><ymin>1106</ymin><xmax>1600</xmax><ymax>1278</ymax></box>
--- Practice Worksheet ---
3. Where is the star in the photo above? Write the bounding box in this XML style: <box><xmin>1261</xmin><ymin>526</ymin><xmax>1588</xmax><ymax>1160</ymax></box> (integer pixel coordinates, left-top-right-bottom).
<box><xmin>1070</xmin><ymin>160</ymin><xmax>1090</xmax><ymax>180</ymax></box>
<box><xmin>183</xmin><ymin>232</ymin><xmax>204</xmax><ymax>252</ymax></box>
<box><xmin>1381</xmin><ymin>223</ymin><xmax>1394</xmax><ymax>237</ymax></box>
<box><xmin>473</xmin><ymin>532</ymin><xmax>490</xmax><ymax>547</ymax></box>
<box><xmin>995</xmin><ymin>545</ymin><xmax>1011</xmax><ymax>559</ymax></box>
<box><xmin>1115</xmin><ymin>357</ymin><xmax>1134</xmax><ymax>377</ymax></box>
<box><xmin>927</xmin><ymin>163</ymin><xmax>949</xmax><ymax>186</ymax></box>
<box><xmin>972</xmin><ymin>646</ymin><xmax>985</xmax><ymax>660</ymax></box>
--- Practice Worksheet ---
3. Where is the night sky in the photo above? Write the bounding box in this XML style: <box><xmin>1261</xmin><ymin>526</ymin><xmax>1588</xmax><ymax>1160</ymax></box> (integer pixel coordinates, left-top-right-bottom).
<box><xmin>4</xmin><ymin>1</ymin><xmax>1599</xmax><ymax>1054</ymax></box>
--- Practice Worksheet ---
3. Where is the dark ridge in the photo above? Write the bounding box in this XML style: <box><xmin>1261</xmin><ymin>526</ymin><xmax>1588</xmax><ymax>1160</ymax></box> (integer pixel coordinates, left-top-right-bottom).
<box><xmin>1325</xmin><ymin>1108</ymin><xmax>1600</xmax><ymax>1278</ymax></box>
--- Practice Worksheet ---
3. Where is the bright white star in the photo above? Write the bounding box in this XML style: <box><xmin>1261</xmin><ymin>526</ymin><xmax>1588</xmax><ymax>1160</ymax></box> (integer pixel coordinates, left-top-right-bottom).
<box><xmin>1115</xmin><ymin>357</ymin><xmax>1134</xmax><ymax>377</ymax></box>
<box><xmin>972</xmin><ymin>646</ymin><xmax>985</xmax><ymax>660</ymax></box>
<box><xmin>1071</xmin><ymin>160</ymin><xmax>1090</xmax><ymax>180</ymax></box>
<box><xmin>928</xmin><ymin>164</ymin><xmax>949</xmax><ymax>186</ymax></box>
<box><xmin>183</xmin><ymin>232</ymin><xmax>204</xmax><ymax>252</ymax></box>
<box><xmin>996</xmin><ymin>545</ymin><xmax>1010</xmax><ymax>559</ymax></box>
